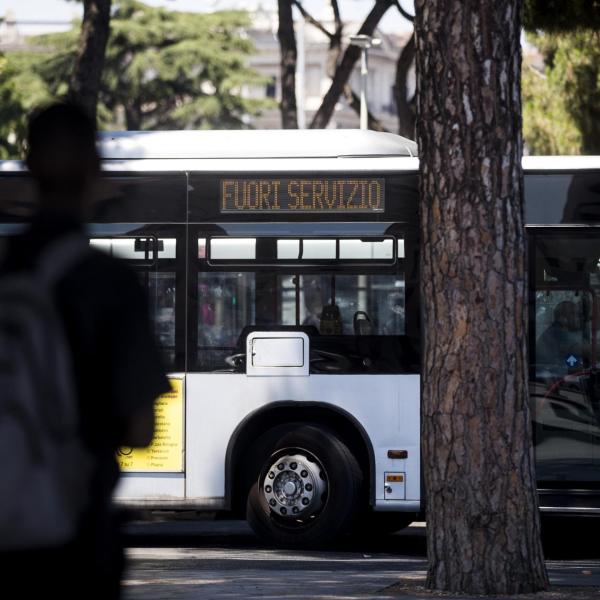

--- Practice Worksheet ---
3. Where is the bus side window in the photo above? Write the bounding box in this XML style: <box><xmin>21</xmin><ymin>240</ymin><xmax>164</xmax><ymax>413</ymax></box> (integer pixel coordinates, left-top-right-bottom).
<box><xmin>90</xmin><ymin>236</ymin><xmax>178</xmax><ymax>369</ymax></box>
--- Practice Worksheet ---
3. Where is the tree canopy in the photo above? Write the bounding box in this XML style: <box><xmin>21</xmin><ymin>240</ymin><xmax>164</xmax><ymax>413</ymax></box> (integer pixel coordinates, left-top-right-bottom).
<box><xmin>0</xmin><ymin>52</ymin><xmax>52</xmax><ymax>158</ymax></box>
<box><xmin>523</xmin><ymin>31</ymin><xmax>600</xmax><ymax>154</ymax></box>
<box><xmin>0</xmin><ymin>0</ymin><xmax>270</xmax><ymax>157</ymax></box>
<box><xmin>524</xmin><ymin>0</ymin><xmax>600</xmax><ymax>32</ymax></box>
<box><xmin>522</xmin><ymin>1</ymin><xmax>600</xmax><ymax>154</ymax></box>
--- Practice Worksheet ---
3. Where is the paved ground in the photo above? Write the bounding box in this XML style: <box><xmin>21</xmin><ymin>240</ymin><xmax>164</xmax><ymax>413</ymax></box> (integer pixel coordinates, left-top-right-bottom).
<box><xmin>122</xmin><ymin>517</ymin><xmax>600</xmax><ymax>600</ymax></box>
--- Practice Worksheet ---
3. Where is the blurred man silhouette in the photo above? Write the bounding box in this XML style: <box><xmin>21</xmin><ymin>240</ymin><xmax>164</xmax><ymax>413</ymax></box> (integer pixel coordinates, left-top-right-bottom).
<box><xmin>0</xmin><ymin>103</ymin><xmax>169</xmax><ymax>599</ymax></box>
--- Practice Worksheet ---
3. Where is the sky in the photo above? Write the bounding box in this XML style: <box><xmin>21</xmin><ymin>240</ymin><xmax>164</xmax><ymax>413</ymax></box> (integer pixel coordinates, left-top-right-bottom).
<box><xmin>0</xmin><ymin>0</ymin><xmax>414</xmax><ymax>34</ymax></box>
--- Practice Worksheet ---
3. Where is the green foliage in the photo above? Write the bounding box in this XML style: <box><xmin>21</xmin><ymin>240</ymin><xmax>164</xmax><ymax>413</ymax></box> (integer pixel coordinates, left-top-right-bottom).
<box><xmin>0</xmin><ymin>1</ymin><xmax>271</xmax><ymax>157</ymax></box>
<box><xmin>523</xmin><ymin>31</ymin><xmax>600</xmax><ymax>154</ymax></box>
<box><xmin>59</xmin><ymin>1</ymin><xmax>269</xmax><ymax>129</ymax></box>
<box><xmin>524</xmin><ymin>0</ymin><xmax>600</xmax><ymax>33</ymax></box>
<box><xmin>0</xmin><ymin>51</ymin><xmax>53</xmax><ymax>158</ymax></box>
<box><xmin>0</xmin><ymin>54</ymin><xmax>24</xmax><ymax>159</ymax></box>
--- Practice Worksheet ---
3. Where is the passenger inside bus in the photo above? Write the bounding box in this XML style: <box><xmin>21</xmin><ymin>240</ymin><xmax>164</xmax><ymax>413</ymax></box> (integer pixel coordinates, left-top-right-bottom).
<box><xmin>319</xmin><ymin>303</ymin><xmax>343</xmax><ymax>335</ymax></box>
<box><xmin>536</xmin><ymin>299</ymin><xmax>590</xmax><ymax>374</ymax></box>
<box><xmin>301</xmin><ymin>278</ymin><xmax>323</xmax><ymax>329</ymax></box>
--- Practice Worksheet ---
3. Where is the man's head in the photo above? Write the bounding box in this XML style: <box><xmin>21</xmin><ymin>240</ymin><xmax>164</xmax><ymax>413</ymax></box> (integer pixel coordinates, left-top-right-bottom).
<box><xmin>303</xmin><ymin>278</ymin><xmax>323</xmax><ymax>315</ymax></box>
<box><xmin>554</xmin><ymin>300</ymin><xmax>580</xmax><ymax>331</ymax></box>
<box><xmin>26</xmin><ymin>102</ymin><xmax>99</xmax><ymax>217</ymax></box>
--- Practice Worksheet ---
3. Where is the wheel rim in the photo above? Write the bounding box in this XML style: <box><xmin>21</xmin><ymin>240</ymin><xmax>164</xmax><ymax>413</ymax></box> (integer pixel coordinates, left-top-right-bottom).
<box><xmin>261</xmin><ymin>450</ymin><xmax>327</xmax><ymax>520</ymax></box>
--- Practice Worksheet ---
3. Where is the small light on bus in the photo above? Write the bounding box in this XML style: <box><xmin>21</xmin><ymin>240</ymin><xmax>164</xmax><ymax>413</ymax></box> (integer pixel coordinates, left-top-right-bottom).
<box><xmin>387</xmin><ymin>450</ymin><xmax>408</xmax><ymax>459</ymax></box>
<box><xmin>386</xmin><ymin>474</ymin><xmax>404</xmax><ymax>483</ymax></box>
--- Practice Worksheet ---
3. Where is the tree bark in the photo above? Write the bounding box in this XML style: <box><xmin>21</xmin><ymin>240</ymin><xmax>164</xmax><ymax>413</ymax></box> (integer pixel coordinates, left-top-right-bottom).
<box><xmin>394</xmin><ymin>32</ymin><xmax>416</xmax><ymax>138</ymax></box>
<box><xmin>309</xmin><ymin>0</ymin><xmax>394</xmax><ymax>129</ymax></box>
<box><xmin>278</xmin><ymin>0</ymin><xmax>298</xmax><ymax>129</ymax></box>
<box><xmin>68</xmin><ymin>0</ymin><xmax>112</xmax><ymax>123</ymax></box>
<box><xmin>414</xmin><ymin>0</ymin><xmax>548</xmax><ymax>594</ymax></box>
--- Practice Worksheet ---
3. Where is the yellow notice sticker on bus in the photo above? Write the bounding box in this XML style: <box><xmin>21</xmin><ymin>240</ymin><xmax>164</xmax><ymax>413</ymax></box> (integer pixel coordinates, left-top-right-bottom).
<box><xmin>117</xmin><ymin>378</ymin><xmax>184</xmax><ymax>472</ymax></box>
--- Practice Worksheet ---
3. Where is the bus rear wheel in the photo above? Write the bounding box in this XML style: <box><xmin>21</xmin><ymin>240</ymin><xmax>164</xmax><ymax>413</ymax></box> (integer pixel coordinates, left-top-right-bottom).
<box><xmin>246</xmin><ymin>424</ymin><xmax>362</xmax><ymax>548</ymax></box>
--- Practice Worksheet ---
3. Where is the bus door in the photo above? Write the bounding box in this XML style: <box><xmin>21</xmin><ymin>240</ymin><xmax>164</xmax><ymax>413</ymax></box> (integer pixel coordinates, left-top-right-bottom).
<box><xmin>531</xmin><ymin>232</ymin><xmax>600</xmax><ymax>487</ymax></box>
<box><xmin>87</xmin><ymin>229</ymin><xmax>185</xmax><ymax>372</ymax></box>
<box><xmin>88</xmin><ymin>171</ymin><xmax>188</xmax><ymax>488</ymax></box>
<box><xmin>88</xmin><ymin>227</ymin><xmax>187</xmax><ymax>479</ymax></box>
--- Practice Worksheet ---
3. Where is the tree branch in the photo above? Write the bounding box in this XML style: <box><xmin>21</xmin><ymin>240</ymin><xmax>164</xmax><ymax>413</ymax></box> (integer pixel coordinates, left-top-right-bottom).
<box><xmin>343</xmin><ymin>84</ymin><xmax>389</xmax><ymax>132</ymax></box>
<box><xmin>278</xmin><ymin>0</ymin><xmax>298</xmax><ymax>128</ymax></box>
<box><xmin>331</xmin><ymin>0</ymin><xmax>342</xmax><ymax>30</ymax></box>
<box><xmin>326</xmin><ymin>0</ymin><xmax>344</xmax><ymax>79</ymax></box>
<box><xmin>292</xmin><ymin>0</ymin><xmax>333</xmax><ymax>40</ymax></box>
<box><xmin>394</xmin><ymin>0</ymin><xmax>415</xmax><ymax>22</ymax></box>
<box><xmin>393</xmin><ymin>31</ymin><xmax>416</xmax><ymax>138</ymax></box>
<box><xmin>310</xmin><ymin>0</ymin><xmax>394</xmax><ymax>129</ymax></box>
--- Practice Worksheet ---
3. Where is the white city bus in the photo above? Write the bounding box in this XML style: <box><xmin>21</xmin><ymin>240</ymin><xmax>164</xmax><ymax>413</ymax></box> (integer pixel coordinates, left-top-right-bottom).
<box><xmin>1</xmin><ymin>131</ymin><xmax>600</xmax><ymax>546</ymax></box>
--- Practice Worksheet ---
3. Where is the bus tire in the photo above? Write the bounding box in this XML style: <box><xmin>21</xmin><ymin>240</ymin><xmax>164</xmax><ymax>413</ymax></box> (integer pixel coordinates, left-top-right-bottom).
<box><xmin>246</xmin><ymin>424</ymin><xmax>363</xmax><ymax>548</ymax></box>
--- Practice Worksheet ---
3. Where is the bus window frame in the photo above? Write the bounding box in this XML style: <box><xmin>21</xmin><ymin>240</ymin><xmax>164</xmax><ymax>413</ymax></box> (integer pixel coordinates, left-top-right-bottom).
<box><xmin>89</xmin><ymin>234</ymin><xmax>162</xmax><ymax>268</ymax></box>
<box><xmin>190</xmin><ymin>228</ymin><xmax>411</xmax><ymax>373</ymax></box>
<box><xmin>205</xmin><ymin>234</ymin><xmax>398</xmax><ymax>267</ymax></box>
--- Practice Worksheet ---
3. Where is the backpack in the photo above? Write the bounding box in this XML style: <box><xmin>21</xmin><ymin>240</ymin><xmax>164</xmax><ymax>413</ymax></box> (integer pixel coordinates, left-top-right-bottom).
<box><xmin>0</xmin><ymin>233</ymin><xmax>95</xmax><ymax>550</ymax></box>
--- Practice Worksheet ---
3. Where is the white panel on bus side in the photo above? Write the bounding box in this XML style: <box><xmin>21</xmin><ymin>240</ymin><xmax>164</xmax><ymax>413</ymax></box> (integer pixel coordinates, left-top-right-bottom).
<box><xmin>247</xmin><ymin>331</ymin><xmax>309</xmax><ymax>376</ymax></box>
<box><xmin>184</xmin><ymin>373</ymin><xmax>421</xmax><ymax>506</ymax></box>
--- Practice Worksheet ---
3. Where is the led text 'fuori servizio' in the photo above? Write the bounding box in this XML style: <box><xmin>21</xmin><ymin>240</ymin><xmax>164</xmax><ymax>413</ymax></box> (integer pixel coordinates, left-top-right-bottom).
<box><xmin>220</xmin><ymin>178</ymin><xmax>385</xmax><ymax>213</ymax></box>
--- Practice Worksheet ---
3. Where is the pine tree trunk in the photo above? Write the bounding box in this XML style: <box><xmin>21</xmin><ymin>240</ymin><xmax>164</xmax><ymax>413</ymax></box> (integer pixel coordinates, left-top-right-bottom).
<box><xmin>125</xmin><ymin>104</ymin><xmax>141</xmax><ymax>131</ymax></box>
<box><xmin>414</xmin><ymin>0</ymin><xmax>549</xmax><ymax>594</ymax></box>
<box><xmin>68</xmin><ymin>0</ymin><xmax>112</xmax><ymax>123</ymax></box>
<box><xmin>278</xmin><ymin>0</ymin><xmax>298</xmax><ymax>129</ymax></box>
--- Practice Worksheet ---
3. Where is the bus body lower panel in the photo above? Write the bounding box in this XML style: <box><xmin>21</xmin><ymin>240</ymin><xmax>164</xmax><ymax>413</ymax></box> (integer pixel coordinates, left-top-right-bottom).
<box><xmin>115</xmin><ymin>473</ymin><xmax>185</xmax><ymax>500</ymax></box>
<box><xmin>184</xmin><ymin>373</ymin><xmax>420</xmax><ymax>504</ymax></box>
<box><xmin>114</xmin><ymin>373</ymin><xmax>421</xmax><ymax>509</ymax></box>
<box><xmin>116</xmin><ymin>497</ymin><xmax>228</xmax><ymax>511</ymax></box>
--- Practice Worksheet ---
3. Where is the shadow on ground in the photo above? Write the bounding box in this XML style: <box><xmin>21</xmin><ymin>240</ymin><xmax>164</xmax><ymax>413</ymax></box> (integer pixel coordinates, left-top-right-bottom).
<box><xmin>124</xmin><ymin>512</ymin><xmax>600</xmax><ymax>560</ymax></box>
<box><xmin>124</xmin><ymin>515</ymin><xmax>427</xmax><ymax>555</ymax></box>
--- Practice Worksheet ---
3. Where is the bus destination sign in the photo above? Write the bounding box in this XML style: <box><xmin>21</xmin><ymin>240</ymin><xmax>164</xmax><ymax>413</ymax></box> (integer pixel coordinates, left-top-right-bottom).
<box><xmin>220</xmin><ymin>178</ymin><xmax>385</xmax><ymax>213</ymax></box>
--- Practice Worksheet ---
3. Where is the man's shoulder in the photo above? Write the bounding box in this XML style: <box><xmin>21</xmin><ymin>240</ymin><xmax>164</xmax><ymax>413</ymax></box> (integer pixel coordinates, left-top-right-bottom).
<box><xmin>78</xmin><ymin>247</ymin><xmax>136</xmax><ymax>276</ymax></box>
<box><xmin>62</xmin><ymin>248</ymin><xmax>144</xmax><ymax>305</ymax></box>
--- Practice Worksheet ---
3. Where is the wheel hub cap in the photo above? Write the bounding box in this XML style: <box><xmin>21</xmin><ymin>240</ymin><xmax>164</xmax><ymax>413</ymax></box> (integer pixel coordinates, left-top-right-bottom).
<box><xmin>262</xmin><ymin>452</ymin><xmax>326</xmax><ymax>519</ymax></box>
<box><xmin>283</xmin><ymin>481</ymin><xmax>297</xmax><ymax>495</ymax></box>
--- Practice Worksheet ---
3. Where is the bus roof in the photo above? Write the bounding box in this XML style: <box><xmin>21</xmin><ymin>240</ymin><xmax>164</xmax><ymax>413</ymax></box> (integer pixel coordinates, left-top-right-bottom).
<box><xmin>0</xmin><ymin>128</ymin><xmax>598</xmax><ymax>172</ymax></box>
<box><xmin>522</xmin><ymin>155</ymin><xmax>600</xmax><ymax>170</ymax></box>
<box><xmin>98</xmin><ymin>129</ymin><xmax>418</xmax><ymax>160</ymax></box>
